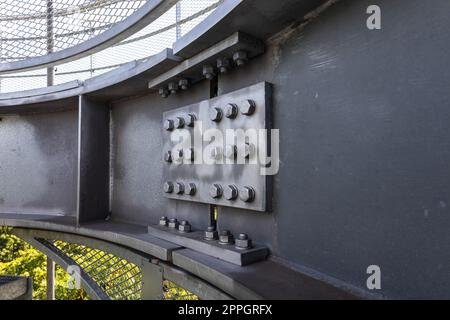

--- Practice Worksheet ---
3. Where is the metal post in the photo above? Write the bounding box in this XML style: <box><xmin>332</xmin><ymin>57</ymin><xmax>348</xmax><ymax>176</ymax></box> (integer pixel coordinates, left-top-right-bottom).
<box><xmin>46</xmin><ymin>257</ymin><xmax>55</xmax><ymax>300</ymax></box>
<box><xmin>46</xmin><ymin>0</ymin><xmax>54</xmax><ymax>87</ymax></box>
<box><xmin>175</xmin><ymin>2</ymin><xmax>181</xmax><ymax>40</ymax></box>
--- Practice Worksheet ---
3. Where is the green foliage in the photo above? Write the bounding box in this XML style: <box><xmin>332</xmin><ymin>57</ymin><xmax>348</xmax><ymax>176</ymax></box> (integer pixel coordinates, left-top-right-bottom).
<box><xmin>0</xmin><ymin>228</ymin><xmax>89</xmax><ymax>300</ymax></box>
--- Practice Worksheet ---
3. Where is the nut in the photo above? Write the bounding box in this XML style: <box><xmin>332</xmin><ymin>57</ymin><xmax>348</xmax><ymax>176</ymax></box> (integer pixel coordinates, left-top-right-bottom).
<box><xmin>233</xmin><ymin>50</ymin><xmax>248</xmax><ymax>67</ymax></box>
<box><xmin>164</xmin><ymin>119</ymin><xmax>174</xmax><ymax>131</ymax></box>
<box><xmin>235</xmin><ymin>233</ymin><xmax>252</xmax><ymax>249</ymax></box>
<box><xmin>168</xmin><ymin>218</ymin><xmax>179</xmax><ymax>229</ymax></box>
<box><xmin>179</xmin><ymin>79</ymin><xmax>190</xmax><ymax>90</ymax></box>
<box><xmin>217</xmin><ymin>57</ymin><xmax>231</xmax><ymax>73</ymax></box>
<box><xmin>178</xmin><ymin>221</ymin><xmax>191</xmax><ymax>233</ymax></box>
<box><xmin>239</xmin><ymin>186</ymin><xmax>255</xmax><ymax>202</ymax></box>
<box><xmin>224</xmin><ymin>145</ymin><xmax>237</xmax><ymax>159</ymax></box>
<box><xmin>209</xmin><ymin>184</ymin><xmax>223</xmax><ymax>199</ymax></box>
<box><xmin>163</xmin><ymin>182</ymin><xmax>174</xmax><ymax>193</ymax></box>
<box><xmin>174</xmin><ymin>182</ymin><xmax>185</xmax><ymax>195</ymax></box>
<box><xmin>204</xmin><ymin>226</ymin><xmax>218</xmax><ymax>241</ymax></box>
<box><xmin>186</xmin><ymin>183</ymin><xmax>196</xmax><ymax>196</ymax></box>
<box><xmin>164</xmin><ymin>151</ymin><xmax>172</xmax><ymax>163</ymax></box>
<box><xmin>159</xmin><ymin>216</ymin><xmax>168</xmax><ymax>226</ymax></box>
<box><xmin>203</xmin><ymin>65</ymin><xmax>216</xmax><ymax>80</ymax></box>
<box><xmin>186</xmin><ymin>114</ymin><xmax>196</xmax><ymax>127</ymax></box>
<box><xmin>224</xmin><ymin>185</ymin><xmax>238</xmax><ymax>200</ymax></box>
<box><xmin>225</xmin><ymin>103</ymin><xmax>238</xmax><ymax>119</ymax></box>
<box><xmin>159</xmin><ymin>87</ymin><xmax>169</xmax><ymax>98</ymax></box>
<box><xmin>173</xmin><ymin>149</ymin><xmax>183</xmax><ymax>162</ymax></box>
<box><xmin>210</xmin><ymin>107</ymin><xmax>223</xmax><ymax>122</ymax></box>
<box><xmin>174</xmin><ymin>117</ymin><xmax>185</xmax><ymax>129</ymax></box>
<box><xmin>240</xmin><ymin>99</ymin><xmax>256</xmax><ymax>115</ymax></box>
<box><xmin>168</xmin><ymin>82</ymin><xmax>179</xmax><ymax>94</ymax></box>
<box><xmin>184</xmin><ymin>148</ymin><xmax>194</xmax><ymax>162</ymax></box>
<box><xmin>219</xmin><ymin>230</ymin><xmax>234</xmax><ymax>245</ymax></box>
<box><xmin>210</xmin><ymin>146</ymin><xmax>223</xmax><ymax>162</ymax></box>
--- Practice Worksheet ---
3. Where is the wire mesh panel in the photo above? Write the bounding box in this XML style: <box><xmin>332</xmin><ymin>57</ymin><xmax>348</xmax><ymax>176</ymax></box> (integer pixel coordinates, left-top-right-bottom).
<box><xmin>163</xmin><ymin>280</ymin><xmax>198</xmax><ymax>300</ymax></box>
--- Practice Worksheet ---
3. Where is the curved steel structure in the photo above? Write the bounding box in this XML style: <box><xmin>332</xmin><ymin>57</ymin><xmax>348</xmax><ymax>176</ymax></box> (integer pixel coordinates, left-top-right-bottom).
<box><xmin>1</xmin><ymin>0</ymin><xmax>449</xmax><ymax>300</ymax></box>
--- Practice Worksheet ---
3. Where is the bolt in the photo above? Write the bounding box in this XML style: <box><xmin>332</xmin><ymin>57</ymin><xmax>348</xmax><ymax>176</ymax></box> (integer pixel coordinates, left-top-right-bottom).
<box><xmin>203</xmin><ymin>65</ymin><xmax>216</xmax><ymax>80</ymax></box>
<box><xmin>178</xmin><ymin>220</ymin><xmax>191</xmax><ymax>233</ymax></box>
<box><xmin>233</xmin><ymin>50</ymin><xmax>248</xmax><ymax>67</ymax></box>
<box><xmin>164</xmin><ymin>151</ymin><xmax>172</xmax><ymax>163</ymax></box>
<box><xmin>163</xmin><ymin>182</ymin><xmax>174</xmax><ymax>193</ymax></box>
<box><xmin>174</xmin><ymin>116</ymin><xmax>185</xmax><ymax>129</ymax></box>
<box><xmin>240</xmin><ymin>99</ymin><xmax>256</xmax><ymax>115</ymax></box>
<box><xmin>210</xmin><ymin>107</ymin><xmax>223</xmax><ymax>122</ymax></box>
<box><xmin>217</xmin><ymin>57</ymin><xmax>231</xmax><ymax>73</ymax></box>
<box><xmin>159</xmin><ymin>216</ymin><xmax>168</xmax><ymax>226</ymax></box>
<box><xmin>184</xmin><ymin>148</ymin><xmax>194</xmax><ymax>162</ymax></box>
<box><xmin>210</xmin><ymin>146</ymin><xmax>223</xmax><ymax>162</ymax></box>
<box><xmin>186</xmin><ymin>183</ymin><xmax>197</xmax><ymax>196</ymax></box>
<box><xmin>168</xmin><ymin>82</ymin><xmax>179</xmax><ymax>94</ymax></box>
<box><xmin>164</xmin><ymin>119</ymin><xmax>174</xmax><ymax>131</ymax></box>
<box><xmin>243</xmin><ymin>143</ymin><xmax>256</xmax><ymax>159</ymax></box>
<box><xmin>235</xmin><ymin>233</ymin><xmax>252</xmax><ymax>250</ymax></box>
<box><xmin>179</xmin><ymin>79</ymin><xmax>190</xmax><ymax>90</ymax></box>
<box><xmin>224</xmin><ymin>185</ymin><xmax>238</xmax><ymax>200</ymax></box>
<box><xmin>204</xmin><ymin>226</ymin><xmax>219</xmax><ymax>241</ymax></box>
<box><xmin>174</xmin><ymin>182</ymin><xmax>185</xmax><ymax>195</ymax></box>
<box><xmin>219</xmin><ymin>230</ymin><xmax>235</xmax><ymax>245</ymax></box>
<box><xmin>173</xmin><ymin>149</ymin><xmax>183</xmax><ymax>162</ymax></box>
<box><xmin>239</xmin><ymin>186</ymin><xmax>255</xmax><ymax>202</ymax></box>
<box><xmin>225</xmin><ymin>103</ymin><xmax>238</xmax><ymax>119</ymax></box>
<box><xmin>186</xmin><ymin>114</ymin><xmax>196</xmax><ymax>127</ymax></box>
<box><xmin>159</xmin><ymin>87</ymin><xmax>169</xmax><ymax>98</ymax></box>
<box><xmin>209</xmin><ymin>184</ymin><xmax>223</xmax><ymax>199</ymax></box>
<box><xmin>168</xmin><ymin>218</ymin><xmax>179</xmax><ymax>229</ymax></box>
<box><xmin>224</xmin><ymin>145</ymin><xmax>237</xmax><ymax>159</ymax></box>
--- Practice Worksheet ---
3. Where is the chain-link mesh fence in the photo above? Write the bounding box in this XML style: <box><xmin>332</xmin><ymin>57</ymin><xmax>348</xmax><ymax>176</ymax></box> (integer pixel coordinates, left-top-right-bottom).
<box><xmin>0</xmin><ymin>0</ymin><xmax>222</xmax><ymax>93</ymax></box>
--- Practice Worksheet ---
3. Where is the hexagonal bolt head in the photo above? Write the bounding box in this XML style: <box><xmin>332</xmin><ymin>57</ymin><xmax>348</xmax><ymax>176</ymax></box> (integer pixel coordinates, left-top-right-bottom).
<box><xmin>240</xmin><ymin>99</ymin><xmax>256</xmax><ymax>116</ymax></box>
<box><xmin>235</xmin><ymin>233</ymin><xmax>252</xmax><ymax>249</ymax></box>
<box><xmin>174</xmin><ymin>117</ymin><xmax>185</xmax><ymax>129</ymax></box>
<box><xmin>174</xmin><ymin>182</ymin><xmax>185</xmax><ymax>195</ymax></box>
<box><xmin>186</xmin><ymin>113</ymin><xmax>196</xmax><ymax>127</ymax></box>
<box><xmin>217</xmin><ymin>57</ymin><xmax>231</xmax><ymax>73</ymax></box>
<box><xmin>168</xmin><ymin>218</ymin><xmax>179</xmax><ymax>229</ymax></box>
<box><xmin>159</xmin><ymin>87</ymin><xmax>169</xmax><ymax>98</ymax></box>
<box><xmin>210</xmin><ymin>146</ymin><xmax>223</xmax><ymax>162</ymax></box>
<box><xmin>204</xmin><ymin>226</ymin><xmax>219</xmax><ymax>241</ymax></box>
<box><xmin>224</xmin><ymin>145</ymin><xmax>237</xmax><ymax>160</ymax></box>
<box><xmin>239</xmin><ymin>186</ymin><xmax>255</xmax><ymax>202</ymax></box>
<box><xmin>225</xmin><ymin>103</ymin><xmax>238</xmax><ymax>119</ymax></box>
<box><xmin>203</xmin><ymin>65</ymin><xmax>216</xmax><ymax>80</ymax></box>
<box><xmin>159</xmin><ymin>216</ymin><xmax>168</xmax><ymax>226</ymax></box>
<box><xmin>224</xmin><ymin>185</ymin><xmax>238</xmax><ymax>200</ymax></box>
<box><xmin>210</xmin><ymin>107</ymin><xmax>223</xmax><ymax>122</ymax></box>
<box><xmin>178</xmin><ymin>220</ymin><xmax>191</xmax><ymax>233</ymax></box>
<box><xmin>219</xmin><ymin>230</ymin><xmax>235</xmax><ymax>245</ymax></box>
<box><xmin>186</xmin><ymin>183</ymin><xmax>197</xmax><ymax>196</ymax></box>
<box><xmin>164</xmin><ymin>151</ymin><xmax>172</xmax><ymax>163</ymax></box>
<box><xmin>164</xmin><ymin>119</ymin><xmax>174</xmax><ymax>131</ymax></box>
<box><xmin>209</xmin><ymin>184</ymin><xmax>223</xmax><ymax>199</ymax></box>
<box><xmin>184</xmin><ymin>148</ymin><xmax>194</xmax><ymax>162</ymax></box>
<box><xmin>178</xmin><ymin>79</ymin><xmax>190</xmax><ymax>90</ymax></box>
<box><xmin>168</xmin><ymin>82</ymin><xmax>179</xmax><ymax>94</ymax></box>
<box><xmin>233</xmin><ymin>50</ymin><xmax>248</xmax><ymax>67</ymax></box>
<box><xmin>163</xmin><ymin>182</ymin><xmax>174</xmax><ymax>193</ymax></box>
<box><xmin>173</xmin><ymin>149</ymin><xmax>183</xmax><ymax>162</ymax></box>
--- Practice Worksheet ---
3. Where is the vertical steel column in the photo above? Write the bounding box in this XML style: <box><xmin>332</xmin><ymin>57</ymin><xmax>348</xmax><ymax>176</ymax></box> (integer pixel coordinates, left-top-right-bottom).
<box><xmin>46</xmin><ymin>257</ymin><xmax>55</xmax><ymax>300</ymax></box>
<box><xmin>46</xmin><ymin>0</ymin><xmax>54</xmax><ymax>86</ymax></box>
<box><xmin>175</xmin><ymin>2</ymin><xmax>181</xmax><ymax>40</ymax></box>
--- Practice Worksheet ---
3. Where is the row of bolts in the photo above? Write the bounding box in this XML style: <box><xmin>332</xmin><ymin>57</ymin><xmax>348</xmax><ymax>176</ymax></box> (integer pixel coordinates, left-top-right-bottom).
<box><xmin>158</xmin><ymin>50</ymin><xmax>249</xmax><ymax>98</ymax></box>
<box><xmin>159</xmin><ymin>216</ymin><xmax>253</xmax><ymax>250</ymax></box>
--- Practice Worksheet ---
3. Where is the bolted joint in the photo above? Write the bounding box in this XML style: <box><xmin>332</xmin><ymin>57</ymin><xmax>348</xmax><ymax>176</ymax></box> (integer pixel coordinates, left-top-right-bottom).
<box><xmin>204</xmin><ymin>226</ymin><xmax>219</xmax><ymax>241</ymax></box>
<box><xmin>209</xmin><ymin>184</ymin><xmax>223</xmax><ymax>199</ymax></box>
<box><xmin>178</xmin><ymin>220</ymin><xmax>191</xmax><ymax>233</ymax></box>
<box><xmin>225</xmin><ymin>145</ymin><xmax>237</xmax><ymax>159</ymax></box>
<box><xmin>224</xmin><ymin>185</ymin><xmax>239</xmax><ymax>200</ymax></box>
<box><xmin>209</xmin><ymin>107</ymin><xmax>223</xmax><ymax>122</ymax></box>
<box><xmin>163</xmin><ymin>181</ymin><xmax>174</xmax><ymax>193</ymax></box>
<box><xmin>184</xmin><ymin>148</ymin><xmax>195</xmax><ymax>162</ymax></box>
<box><xmin>159</xmin><ymin>87</ymin><xmax>169</xmax><ymax>98</ymax></box>
<box><xmin>186</xmin><ymin>183</ymin><xmax>197</xmax><ymax>196</ymax></box>
<box><xmin>219</xmin><ymin>230</ymin><xmax>235</xmax><ymax>245</ymax></box>
<box><xmin>233</xmin><ymin>50</ymin><xmax>248</xmax><ymax>67</ymax></box>
<box><xmin>174</xmin><ymin>116</ymin><xmax>185</xmax><ymax>129</ymax></box>
<box><xmin>168</xmin><ymin>218</ymin><xmax>179</xmax><ymax>229</ymax></box>
<box><xmin>178</xmin><ymin>79</ymin><xmax>190</xmax><ymax>90</ymax></box>
<box><xmin>239</xmin><ymin>186</ymin><xmax>255</xmax><ymax>202</ymax></box>
<box><xmin>174</xmin><ymin>182</ymin><xmax>185</xmax><ymax>195</ymax></box>
<box><xmin>235</xmin><ymin>233</ymin><xmax>252</xmax><ymax>249</ymax></box>
<box><xmin>210</xmin><ymin>146</ymin><xmax>223</xmax><ymax>162</ymax></box>
<box><xmin>159</xmin><ymin>216</ymin><xmax>168</xmax><ymax>227</ymax></box>
<box><xmin>240</xmin><ymin>99</ymin><xmax>256</xmax><ymax>115</ymax></box>
<box><xmin>203</xmin><ymin>65</ymin><xmax>216</xmax><ymax>80</ymax></box>
<box><xmin>164</xmin><ymin>150</ymin><xmax>172</xmax><ymax>163</ymax></box>
<box><xmin>225</xmin><ymin>103</ymin><xmax>238</xmax><ymax>119</ymax></box>
<box><xmin>217</xmin><ymin>57</ymin><xmax>232</xmax><ymax>73</ymax></box>
<box><xmin>168</xmin><ymin>82</ymin><xmax>179</xmax><ymax>94</ymax></box>
<box><xmin>186</xmin><ymin>113</ymin><xmax>196</xmax><ymax>127</ymax></box>
<box><xmin>164</xmin><ymin>119</ymin><xmax>174</xmax><ymax>131</ymax></box>
<box><xmin>173</xmin><ymin>149</ymin><xmax>183</xmax><ymax>163</ymax></box>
